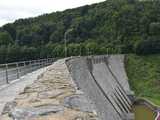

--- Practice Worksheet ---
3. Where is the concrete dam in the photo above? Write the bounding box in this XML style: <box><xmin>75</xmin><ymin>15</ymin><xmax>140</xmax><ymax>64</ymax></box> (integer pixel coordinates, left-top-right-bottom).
<box><xmin>0</xmin><ymin>55</ymin><xmax>134</xmax><ymax>120</ymax></box>
<box><xmin>66</xmin><ymin>55</ymin><xmax>134</xmax><ymax>120</ymax></box>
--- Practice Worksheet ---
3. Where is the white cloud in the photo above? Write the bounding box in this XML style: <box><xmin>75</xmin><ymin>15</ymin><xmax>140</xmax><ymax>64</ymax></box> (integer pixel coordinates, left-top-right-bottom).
<box><xmin>0</xmin><ymin>19</ymin><xmax>12</xmax><ymax>27</ymax></box>
<box><xmin>0</xmin><ymin>0</ymin><xmax>105</xmax><ymax>26</ymax></box>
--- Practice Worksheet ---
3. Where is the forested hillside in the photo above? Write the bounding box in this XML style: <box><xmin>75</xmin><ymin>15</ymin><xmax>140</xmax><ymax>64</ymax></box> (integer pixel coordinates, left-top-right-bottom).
<box><xmin>0</xmin><ymin>0</ymin><xmax>160</xmax><ymax>63</ymax></box>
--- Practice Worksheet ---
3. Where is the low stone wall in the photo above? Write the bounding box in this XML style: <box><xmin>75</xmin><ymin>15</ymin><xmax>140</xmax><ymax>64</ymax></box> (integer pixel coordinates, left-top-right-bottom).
<box><xmin>0</xmin><ymin>59</ymin><xmax>98</xmax><ymax>120</ymax></box>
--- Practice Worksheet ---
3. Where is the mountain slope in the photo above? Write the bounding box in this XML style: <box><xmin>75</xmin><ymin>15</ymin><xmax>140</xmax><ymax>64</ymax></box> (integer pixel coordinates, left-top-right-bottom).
<box><xmin>0</xmin><ymin>0</ymin><xmax>160</xmax><ymax>63</ymax></box>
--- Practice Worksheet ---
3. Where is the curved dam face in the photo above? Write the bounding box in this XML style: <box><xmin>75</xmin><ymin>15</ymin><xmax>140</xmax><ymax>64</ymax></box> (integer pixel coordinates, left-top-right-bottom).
<box><xmin>66</xmin><ymin>55</ymin><xmax>134</xmax><ymax>120</ymax></box>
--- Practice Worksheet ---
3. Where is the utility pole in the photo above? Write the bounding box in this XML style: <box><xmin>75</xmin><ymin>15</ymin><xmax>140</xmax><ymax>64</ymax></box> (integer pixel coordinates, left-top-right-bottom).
<box><xmin>64</xmin><ymin>32</ymin><xmax>67</xmax><ymax>58</ymax></box>
<box><xmin>64</xmin><ymin>28</ymin><xmax>73</xmax><ymax>58</ymax></box>
<box><xmin>79</xmin><ymin>46</ymin><xmax>82</xmax><ymax>56</ymax></box>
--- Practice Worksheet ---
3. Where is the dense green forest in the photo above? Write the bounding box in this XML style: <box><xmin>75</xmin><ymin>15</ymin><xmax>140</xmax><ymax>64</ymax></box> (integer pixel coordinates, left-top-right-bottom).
<box><xmin>0</xmin><ymin>0</ymin><xmax>160</xmax><ymax>63</ymax></box>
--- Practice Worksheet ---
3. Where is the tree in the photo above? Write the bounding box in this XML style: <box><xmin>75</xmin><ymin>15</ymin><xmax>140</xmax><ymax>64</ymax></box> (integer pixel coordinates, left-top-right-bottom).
<box><xmin>49</xmin><ymin>31</ymin><xmax>62</xmax><ymax>43</ymax></box>
<box><xmin>0</xmin><ymin>45</ymin><xmax>7</xmax><ymax>63</ymax></box>
<box><xmin>149</xmin><ymin>22</ymin><xmax>160</xmax><ymax>35</ymax></box>
<box><xmin>85</xmin><ymin>42</ymin><xmax>99</xmax><ymax>55</ymax></box>
<box><xmin>0</xmin><ymin>31</ymin><xmax>13</xmax><ymax>45</ymax></box>
<box><xmin>135</xmin><ymin>37</ymin><xmax>160</xmax><ymax>55</ymax></box>
<box><xmin>6</xmin><ymin>44</ymin><xmax>20</xmax><ymax>62</ymax></box>
<box><xmin>3</xmin><ymin>24</ymin><xmax>16</xmax><ymax>40</ymax></box>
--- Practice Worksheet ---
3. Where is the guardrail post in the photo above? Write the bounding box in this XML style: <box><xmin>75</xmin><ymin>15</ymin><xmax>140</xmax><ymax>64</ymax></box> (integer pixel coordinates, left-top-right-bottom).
<box><xmin>49</xmin><ymin>58</ymin><xmax>51</xmax><ymax>65</ymax></box>
<box><xmin>32</xmin><ymin>60</ymin><xmax>35</xmax><ymax>71</ymax></box>
<box><xmin>48</xmin><ymin>59</ymin><xmax>50</xmax><ymax>65</ymax></box>
<box><xmin>47</xmin><ymin>59</ymin><xmax>49</xmax><ymax>66</ymax></box>
<box><xmin>46</xmin><ymin>59</ymin><xmax>48</xmax><ymax>66</ymax></box>
<box><xmin>38</xmin><ymin>60</ymin><xmax>40</xmax><ymax>68</ymax></box>
<box><xmin>40</xmin><ymin>60</ymin><xmax>42</xmax><ymax>68</ymax></box>
<box><xmin>5</xmin><ymin>64</ymin><xmax>9</xmax><ymax>84</ymax></box>
<box><xmin>40</xmin><ymin>60</ymin><xmax>41</xmax><ymax>68</ymax></box>
<box><xmin>29</xmin><ymin>61</ymin><xmax>32</xmax><ymax>72</ymax></box>
<box><xmin>50</xmin><ymin>58</ymin><xmax>52</xmax><ymax>64</ymax></box>
<box><xmin>44</xmin><ymin>59</ymin><xmax>46</xmax><ymax>66</ymax></box>
<box><xmin>16</xmin><ymin>63</ymin><xmax>20</xmax><ymax>79</ymax></box>
<box><xmin>23</xmin><ymin>62</ymin><xmax>26</xmax><ymax>75</ymax></box>
<box><xmin>42</xmin><ymin>59</ymin><xmax>45</xmax><ymax>67</ymax></box>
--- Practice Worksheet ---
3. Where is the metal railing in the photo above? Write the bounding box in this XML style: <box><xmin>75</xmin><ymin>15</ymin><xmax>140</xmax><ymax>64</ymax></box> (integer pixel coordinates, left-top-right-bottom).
<box><xmin>0</xmin><ymin>58</ymin><xmax>55</xmax><ymax>86</ymax></box>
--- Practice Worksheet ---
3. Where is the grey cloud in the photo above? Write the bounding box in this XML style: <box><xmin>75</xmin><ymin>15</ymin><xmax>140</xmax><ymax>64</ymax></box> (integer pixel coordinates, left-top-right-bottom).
<box><xmin>0</xmin><ymin>6</ymin><xmax>47</xmax><ymax>26</ymax></box>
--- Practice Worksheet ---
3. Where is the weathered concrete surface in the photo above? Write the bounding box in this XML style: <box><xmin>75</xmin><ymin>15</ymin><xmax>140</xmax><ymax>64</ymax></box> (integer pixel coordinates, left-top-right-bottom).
<box><xmin>66</xmin><ymin>55</ymin><xmax>134</xmax><ymax>120</ymax></box>
<box><xmin>0</xmin><ymin>59</ymin><xmax>98</xmax><ymax>120</ymax></box>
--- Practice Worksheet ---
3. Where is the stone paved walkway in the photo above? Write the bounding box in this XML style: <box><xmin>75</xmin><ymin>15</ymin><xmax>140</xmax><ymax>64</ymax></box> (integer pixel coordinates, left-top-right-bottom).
<box><xmin>0</xmin><ymin>67</ymin><xmax>46</xmax><ymax>115</ymax></box>
<box><xmin>0</xmin><ymin>59</ymin><xmax>98</xmax><ymax>120</ymax></box>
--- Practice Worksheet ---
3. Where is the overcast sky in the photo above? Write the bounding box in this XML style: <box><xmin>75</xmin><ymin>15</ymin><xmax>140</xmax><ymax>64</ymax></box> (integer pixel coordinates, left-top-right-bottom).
<box><xmin>0</xmin><ymin>0</ymin><xmax>105</xmax><ymax>26</ymax></box>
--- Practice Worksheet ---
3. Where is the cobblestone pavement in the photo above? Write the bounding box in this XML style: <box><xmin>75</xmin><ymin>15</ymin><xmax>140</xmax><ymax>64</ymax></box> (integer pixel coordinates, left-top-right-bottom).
<box><xmin>0</xmin><ymin>59</ymin><xmax>98</xmax><ymax>120</ymax></box>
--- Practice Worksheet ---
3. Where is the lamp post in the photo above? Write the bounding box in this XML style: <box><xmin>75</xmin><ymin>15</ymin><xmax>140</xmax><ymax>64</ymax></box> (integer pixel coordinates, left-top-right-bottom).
<box><xmin>64</xmin><ymin>28</ymin><xmax>73</xmax><ymax>58</ymax></box>
<box><xmin>64</xmin><ymin>32</ymin><xmax>67</xmax><ymax>58</ymax></box>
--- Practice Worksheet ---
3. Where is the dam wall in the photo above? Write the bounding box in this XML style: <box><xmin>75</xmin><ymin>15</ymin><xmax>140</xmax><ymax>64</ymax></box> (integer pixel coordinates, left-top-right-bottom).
<box><xmin>66</xmin><ymin>55</ymin><xmax>134</xmax><ymax>120</ymax></box>
<box><xmin>0</xmin><ymin>55</ymin><xmax>134</xmax><ymax>120</ymax></box>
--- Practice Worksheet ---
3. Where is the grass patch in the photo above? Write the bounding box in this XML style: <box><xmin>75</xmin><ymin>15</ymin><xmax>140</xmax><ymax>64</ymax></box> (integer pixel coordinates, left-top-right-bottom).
<box><xmin>126</xmin><ymin>54</ymin><xmax>160</xmax><ymax>106</ymax></box>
